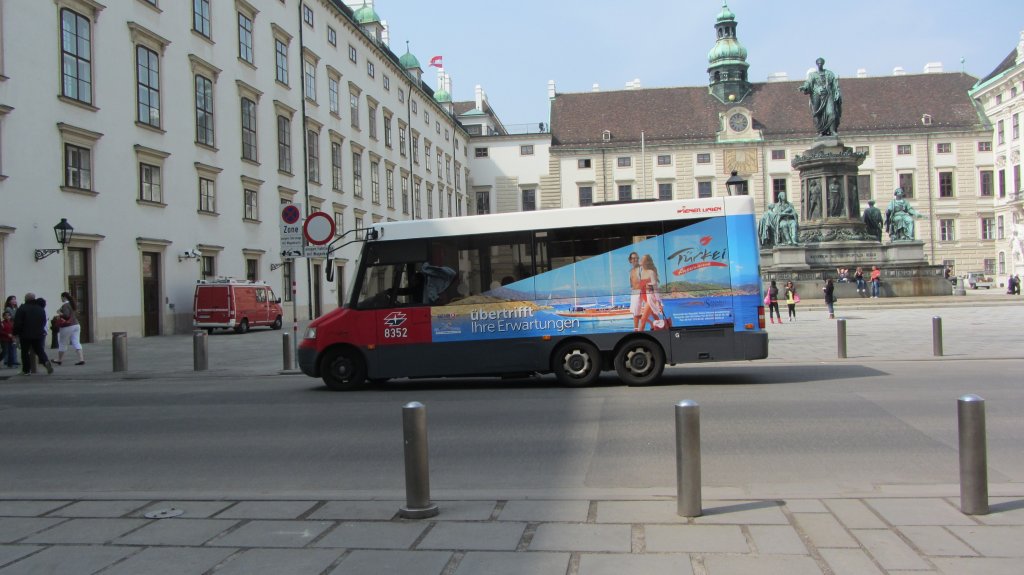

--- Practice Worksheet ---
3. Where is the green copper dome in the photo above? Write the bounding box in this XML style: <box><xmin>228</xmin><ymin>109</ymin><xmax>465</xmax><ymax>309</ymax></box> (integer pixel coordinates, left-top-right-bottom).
<box><xmin>399</xmin><ymin>49</ymin><xmax>420</xmax><ymax>70</ymax></box>
<box><xmin>354</xmin><ymin>3</ymin><xmax>381</xmax><ymax>24</ymax></box>
<box><xmin>433</xmin><ymin>88</ymin><xmax>451</xmax><ymax>103</ymax></box>
<box><xmin>707</xmin><ymin>39</ymin><xmax>747</xmax><ymax>64</ymax></box>
<box><xmin>716</xmin><ymin>1</ymin><xmax>735</xmax><ymax>22</ymax></box>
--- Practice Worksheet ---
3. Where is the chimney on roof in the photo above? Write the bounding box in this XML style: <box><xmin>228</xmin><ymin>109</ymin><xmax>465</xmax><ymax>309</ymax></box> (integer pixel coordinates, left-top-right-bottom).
<box><xmin>766</xmin><ymin>72</ymin><xmax>788</xmax><ymax>83</ymax></box>
<box><xmin>474</xmin><ymin>84</ymin><xmax>483</xmax><ymax>111</ymax></box>
<box><xmin>548</xmin><ymin>80</ymin><xmax>555</xmax><ymax>100</ymax></box>
<box><xmin>893</xmin><ymin>66</ymin><xmax>906</xmax><ymax>76</ymax></box>
<box><xmin>923</xmin><ymin>62</ymin><xmax>943</xmax><ymax>74</ymax></box>
<box><xmin>856</xmin><ymin>68</ymin><xmax>867</xmax><ymax>78</ymax></box>
<box><xmin>381</xmin><ymin>20</ymin><xmax>389</xmax><ymax>46</ymax></box>
<box><xmin>592</xmin><ymin>83</ymin><xmax>600</xmax><ymax>92</ymax></box>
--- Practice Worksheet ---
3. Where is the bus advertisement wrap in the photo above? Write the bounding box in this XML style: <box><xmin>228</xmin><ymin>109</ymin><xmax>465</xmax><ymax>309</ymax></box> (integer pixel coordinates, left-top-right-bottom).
<box><xmin>429</xmin><ymin>216</ymin><xmax>761</xmax><ymax>342</ymax></box>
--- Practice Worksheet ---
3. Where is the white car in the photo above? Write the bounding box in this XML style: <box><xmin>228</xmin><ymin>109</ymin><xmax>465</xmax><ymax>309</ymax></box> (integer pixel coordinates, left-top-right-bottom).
<box><xmin>962</xmin><ymin>272</ymin><xmax>994</xmax><ymax>289</ymax></box>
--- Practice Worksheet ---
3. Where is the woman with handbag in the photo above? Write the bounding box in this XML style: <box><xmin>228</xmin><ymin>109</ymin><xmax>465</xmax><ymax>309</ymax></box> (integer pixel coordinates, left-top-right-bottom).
<box><xmin>785</xmin><ymin>281</ymin><xmax>799</xmax><ymax>321</ymax></box>
<box><xmin>55</xmin><ymin>292</ymin><xmax>85</xmax><ymax>365</ymax></box>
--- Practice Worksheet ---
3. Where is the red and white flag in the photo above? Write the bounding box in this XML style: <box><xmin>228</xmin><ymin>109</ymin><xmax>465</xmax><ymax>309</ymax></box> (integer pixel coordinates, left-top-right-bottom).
<box><xmin>429</xmin><ymin>55</ymin><xmax>443</xmax><ymax>68</ymax></box>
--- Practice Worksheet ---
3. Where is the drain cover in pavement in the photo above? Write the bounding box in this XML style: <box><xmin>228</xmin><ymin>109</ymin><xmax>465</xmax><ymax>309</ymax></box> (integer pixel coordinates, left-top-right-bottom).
<box><xmin>145</xmin><ymin>507</ymin><xmax>185</xmax><ymax>519</ymax></box>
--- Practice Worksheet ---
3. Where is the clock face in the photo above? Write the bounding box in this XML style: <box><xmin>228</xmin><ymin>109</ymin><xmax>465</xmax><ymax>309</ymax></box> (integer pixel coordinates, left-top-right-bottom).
<box><xmin>729</xmin><ymin>113</ymin><xmax>748</xmax><ymax>132</ymax></box>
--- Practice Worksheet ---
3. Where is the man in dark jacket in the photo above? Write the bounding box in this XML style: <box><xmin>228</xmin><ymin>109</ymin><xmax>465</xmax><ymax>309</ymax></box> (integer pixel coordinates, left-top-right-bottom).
<box><xmin>12</xmin><ymin>293</ymin><xmax>54</xmax><ymax>375</ymax></box>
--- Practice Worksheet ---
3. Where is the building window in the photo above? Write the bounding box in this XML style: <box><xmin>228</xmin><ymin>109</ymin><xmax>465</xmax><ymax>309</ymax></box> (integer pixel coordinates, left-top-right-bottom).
<box><xmin>897</xmin><ymin>144</ymin><xmax>912</xmax><ymax>155</ymax></box>
<box><xmin>520</xmin><ymin>145</ymin><xmax>534</xmax><ymax>156</ymax></box>
<box><xmin>771</xmin><ymin>149</ymin><xmax>786</xmax><ymax>160</ymax></box>
<box><xmin>367</xmin><ymin>61</ymin><xmax>375</xmax><ymax>78</ymax></box>
<box><xmin>199</xmin><ymin>177</ymin><xmax>215</xmax><ymax>213</ymax></box>
<box><xmin>368</xmin><ymin>104</ymin><xmax>377</xmax><ymax>139</ymax></box>
<box><xmin>383</xmin><ymin>116</ymin><xmax>393</xmax><ymax>148</ymax></box>
<box><xmin>202</xmin><ymin>255</ymin><xmax>215</xmax><ymax>279</ymax></box>
<box><xmin>352</xmin><ymin>152</ymin><xmax>363</xmax><ymax>197</ymax></box>
<box><xmin>399</xmin><ymin>125</ymin><xmax>407</xmax><ymax>156</ymax></box>
<box><xmin>1015</xmin><ymin>165</ymin><xmax>1022</xmax><ymax>197</ymax></box>
<box><xmin>243</xmin><ymin>188</ymin><xmax>258</xmax><ymax>220</ymax></box>
<box><xmin>398</xmin><ymin>88</ymin><xmax>405</xmax><ymax>103</ymax></box>
<box><xmin>997</xmin><ymin>120</ymin><xmax>1004</xmax><ymax>145</ymax></box>
<box><xmin>939</xmin><ymin>219</ymin><xmax>955</xmax><ymax>242</ymax></box>
<box><xmin>999</xmin><ymin>169</ymin><xmax>1006</xmax><ymax>197</ymax></box>
<box><xmin>370</xmin><ymin>161</ymin><xmax>380</xmax><ymax>204</ymax></box>
<box><xmin>282</xmin><ymin>261</ymin><xmax>293</xmax><ymax>301</ymax></box>
<box><xmin>898</xmin><ymin>173</ymin><xmax>914</xmax><ymax>198</ymax></box>
<box><xmin>195</xmin><ymin>75</ymin><xmax>214</xmax><ymax>146</ymax></box>
<box><xmin>331</xmin><ymin>142</ymin><xmax>342</xmax><ymax>192</ymax></box>
<box><xmin>522</xmin><ymin>189</ymin><xmax>536</xmax><ymax>211</ymax></box>
<box><xmin>978</xmin><ymin>141</ymin><xmax>992</xmax><ymax>152</ymax></box>
<box><xmin>349</xmin><ymin>91</ymin><xmax>360</xmax><ymax>128</ymax></box>
<box><xmin>241</xmin><ymin>98</ymin><xmax>257</xmax><ymax>161</ymax></box>
<box><xmin>578</xmin><ymin>158</ymin><xmax>591</xmax><ymax>169</ymax></box>
<box><xmin>657</xmin><ymin>154</ymin><xmax>672</xmax><ymax>166</ymax></box>
<box><xmin>277</xmin><ymin>116</ymin><xmax>291</xmax><ymax>173</ymax></box>
<box><xmin>579</xmin><ymin>186</ymin><xmax>593</xmax><ymax>206</ymax></box>
<box><xmin>985</xmin><ymin>258</ymin><xmax>996</xmax><ymax>276</ymax></box>
<box><xmin>136</xmin><ymin>46</ymin><xmax>160</xmax><ymax>128</ymax></box>
<box><xmin>936</xmin><ymin>142</ymin><xmax>951</xmax><ymax>154</ymax></box>
<box><xmin>401</xmin><ymin>174</ymin><xmax>410</xmax><ymax>214</ymax></box>
<box><xmin>64</xmin><ymin>144</ymin><xmax>91</xmax><ymax>190</ymax></box>
<box><xmin>617</xmin><ymin>157</ymin><xmax>631</xmax><ymax>168</ymax></box>
<box><xmin>327</xmin><ymin>26</ymin><xmax>336</xmax><ymax>46</ymax></box>
<box><xmin>618</xmin><ymin>184</ymin><xmax>632</xmax><ymax>201</ymax></box>
<box><xmin>303</xmin><ymin>58</ymin><xmax>316</xmax><ymax>101</ymax></box>
<box><xmin>980</xmin><ymin>170</ymin><xmax>993</xmax><ymax>197</ymax></box>
<box><xmin>302</xmin><ymin>4</ymin><xmax>314</xmax><ymax>26</ymax></box>
<box><xmin>275</xmin><ymin>39</ymin><xmax>288</xmax><ymax>84</ymax></box>
<box><xmin>697</xmin><ymin>181</ymin><xmax>712</xmax><ymax>198</ymax></box>
<box><xmin>237</xmin><ymin>12</ymin><xmax>254</xmax><ymax>64</ymax></box>
<box><xmin>857</xmin><ymin>174</ymin><xmax>872</xmax><ymax>200</ymax></box>
<box><xmin>998</xmin><ymin>215</ymin><xmax>1005</xmax><ymax>239</ymax></box>
<box><xmin>327</xmin><ymin>75</ymin><xmax>340</xmax><ymax>115</ymax></box>
<box><xmin>60</xmin><ymin>9</ymin><xmax>93</xmax><ymax>104</ymax></box>
<box><xmin>386</xmin><ymin>168</ymin><xmax>395</xmax><ymax>209</ymax></box>
<box><xmin>412</xmin><ymin>135</ymin><xmax>419</xmax><ymax>164</ymax></box>
<box><xmin>348</xmin><ymin>44</ymin><xmax>357</xmax><ymax>63</ymax></box>
<box><xmin>306</xmin><ymin>129</ymin><xmax>319</xmax><ymax>183</ymax></box>
<box><xmin>938</xmin><ymin>171</ymin><xmax>954</xmax><ymax>197</ymax></box>
<box><xmin>1014</xmin><ymin>114</ymin><xmax>1020</xmax><ymax>140</ymax></box>
<box><xmin>383</xmin><ymin>75</ymin><xmax>390</xmax><ymax>91</ymax></box>
<box><xmin>658</xmin><ymin>183</ymin><xmax>673</xmax><ymax>200</ymax></box>
<box><xmin>772</xmin><ymin>178</ymin><xmax>787</xmax><ymax>200</ymax></box>
<box><xmin>193</xmin><ymin>0</ymin><xmax>211</xmax><ymax>38</ymax></box>
<box><xmin>855</xmin><ymin>146</ymin><xmax>870</xmax><ymax>155</ymax></box>
<box><xmin>333</xmin><ymin>210</ymin><xmax>343</xmax><ymax>236</ymax></box>
<box><xmin>246</xmin><ymin>259</ymin><xmax>258</xmax><ymax>282</ymax></box>
<box><xmin>980</xmin><ymin>217</ymin><xmax>995</xmax><ymax>240</ymax></box>
<box><xmin>696</xmin><ymin>153</ymin><xmax>711</xmax><ymax>164</ymax></box>
<box><xmin>476</xmin><ymin>190</ymin><xmax>489</xmax><ymax>214</ymax></box>
<box><xmin>475</xmin><ymin>147</ymin><xmax>488</xmax><ymax>158</ymax></box>
<box><xmin>139</xmin><ymin>163</ymin><xmax>161</xmax><ymax>203</ymax></box>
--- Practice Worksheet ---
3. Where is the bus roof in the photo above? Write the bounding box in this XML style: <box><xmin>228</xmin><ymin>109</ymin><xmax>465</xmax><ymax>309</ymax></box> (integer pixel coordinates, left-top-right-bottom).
<box><xmin>371</xmin><ymin>196</ymin><xmax>755</xmax><ymax>242</ymax></box>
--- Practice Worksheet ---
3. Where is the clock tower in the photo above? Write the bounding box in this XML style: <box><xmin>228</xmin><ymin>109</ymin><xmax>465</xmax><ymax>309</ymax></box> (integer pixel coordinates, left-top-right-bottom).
<box><xmin>706</xmin><ymin>1</ymin><xmax>751</xmax><ymax>105</ymax></box>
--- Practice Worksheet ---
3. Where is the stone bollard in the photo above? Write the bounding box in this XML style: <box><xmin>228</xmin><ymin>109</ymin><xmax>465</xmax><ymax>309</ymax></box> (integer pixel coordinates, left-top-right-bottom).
<box><xmin>675</xmin><ymin>400</ymin><xmax>702</xmax><ymax>517</ymax></box>
<box><xmin>398</xmin><ymin>402</ymin><xmax>439</xmax><ymax>519</ymax></box>
<box><xmin>958</xmin><ymin>395</ymin><xmax>989</xmax><ymax>515</ymax></box>
<box><xmin>282</xmin><ymin>332</ymin><xmax>294</xmax><ymax>371</ymax></box>
<box><xmin>193</xmin><ymin>330</ymin><xmax>208</xmax><ymax>371</ymax></box>
<box><xmin>112</xmin><ymin>332</ymin><xmax>128</xmax><ymax>372</ymax></box>
<box><xmin>837</xmin><ymin>318</ymin><xmax>847</xmax><ymax>359</ymax></box>
<box><xmin>932</xmin><ymin>316</ymin><xmax>943</xmax><ymax>357</ymax></box>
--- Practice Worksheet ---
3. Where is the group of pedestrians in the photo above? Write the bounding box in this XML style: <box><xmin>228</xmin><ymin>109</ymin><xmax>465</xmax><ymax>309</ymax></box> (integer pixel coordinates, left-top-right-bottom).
<box><xmin>768</xmin><ymin>265</ymin><xmax>885</xmax><ymax>324</ymax></box>
<box><xmin>843</xmin><ymin>265</ymin><xmax>882</xmax><ymax>298</ymax></box>
<box><xmin>765</xmin><ymin>280</ymin><xmax>800</xmax><ymax>323</ymax></box>
<box><xmin>3</xmin><ymin>292</ymin><xmax>85</xmax><ymax>375</ymax></box>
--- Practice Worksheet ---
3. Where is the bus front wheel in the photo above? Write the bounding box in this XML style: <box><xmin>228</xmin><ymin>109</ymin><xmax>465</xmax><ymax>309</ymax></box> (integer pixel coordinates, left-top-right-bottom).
<box><xmin>551</xmin><ymin>341</ymin><xmax>602</xmax><ymax>387</ymax></box>
<box><xmin>321</xmin><ymin>348</ymin><xmax>367</xmax><ymax>391</ymax></box>
<box><xmin>614</xmin><ymin>338</ymin><xmax>665</xmax><ymax>386</ymax></box>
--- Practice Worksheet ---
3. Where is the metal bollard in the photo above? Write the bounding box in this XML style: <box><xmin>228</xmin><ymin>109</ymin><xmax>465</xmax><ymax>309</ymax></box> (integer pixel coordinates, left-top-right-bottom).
<box><xmin>112</xmin><ymin>332</ymin><xmax>128</xmax><ymax>372</ymax></box>
<box><xmin>193</xmin><ymin>330</ymin><xmax>208</xmax><ymax>372</ymax></box>
<box><xmin>932</xmin><ymin>316</ymin><xmax>943</xmax><ymax>357</ymax></box>
<box><xmin>399</xmin><ymin>402</ymin><xmax>439</xmax><ymax>519</ymax></box>
<box><xmin>282</xmin><ymin>332</ymin><xmax>294</xmax><ymax>371</ymax></box>
<box><xmin>837</xmin><ymin>318</ymin><xmax>847</xmax><ymax>359</ymax></box>
<box><xmin>675</xmin><ymin>400</ymin><xmax>702</xmax><ymax>517</ymax></box>
<box><xmin>958</xmin><ymin>394</ymin><xmax>989</xmax><ymax>515</ymax></box>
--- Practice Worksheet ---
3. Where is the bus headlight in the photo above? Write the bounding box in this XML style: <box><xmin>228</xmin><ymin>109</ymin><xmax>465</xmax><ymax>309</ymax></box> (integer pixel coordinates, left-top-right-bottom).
<box><xmin>304</xmin><ymin>327</ymin><xmax>317</xmax><ymax>339</ymax></box>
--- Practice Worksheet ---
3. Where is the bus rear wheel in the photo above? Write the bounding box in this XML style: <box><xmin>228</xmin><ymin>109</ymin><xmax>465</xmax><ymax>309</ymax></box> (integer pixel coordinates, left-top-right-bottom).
<box><xmin>321</xmin><ymin>348</ymin><xmax>367</xmax><ymax>391</ymax></box>
<box><xmin>614</xmin><ymin>338</ymin><xmax>665</xmax><ymax>386</ymax></box>
<box><xmin>551</xmin><ymin>341</ymin><xmax>602</xmax><ymax>387</ymax></box>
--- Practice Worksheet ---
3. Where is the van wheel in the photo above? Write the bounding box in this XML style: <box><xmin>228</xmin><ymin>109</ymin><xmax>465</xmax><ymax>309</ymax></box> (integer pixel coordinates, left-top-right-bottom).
<box><xmin>614</xmin><ymin>337</ymin><xmax>665</xmax><ymax>386</ymax></box>
<box><xmin>551</xmin><ymin>340</ymin><xmax>601</xmax><ymax>387</ymax></box>
<box><xmin>271</xmin><ymin>316</ymin><xmax>282</xmax><ymax>330</ymax></box>
<box><xmin>321</xmin><ymin>349</ymin><xmax>367</xmax><ymax>391</ymax></box>
<box><xmin>235</xmin><ymin>319</ymin><xmax>249</xmax><ymax>334</ymax></box>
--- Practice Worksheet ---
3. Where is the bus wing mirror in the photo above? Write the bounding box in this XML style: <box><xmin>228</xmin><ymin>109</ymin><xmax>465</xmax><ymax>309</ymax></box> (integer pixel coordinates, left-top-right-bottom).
<box><xmin>325</xmin><ymin>260</ymin><xmax>335</xmax><ymax>282</ymax></box>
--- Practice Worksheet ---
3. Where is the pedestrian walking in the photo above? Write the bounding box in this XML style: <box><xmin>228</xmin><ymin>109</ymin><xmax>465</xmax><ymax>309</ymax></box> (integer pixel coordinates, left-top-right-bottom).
<box><xmin>767</xmin><ymin>280</ymin><xmax>781</xmax><ymax>324</ymax></box>
<box><xmin>12</xmin><ymin>293</ymin><xmax>54</xmax><ymax>375</ymax></box>
<box><xmin>55</xmin><ymin>291</ymin><xmax>85</xmax><ymax>365</ymax></box>
<box><xmin>3</xmin><ymin>295</ymin><xmax>19</xmax><ymax>368</ymax></box>
<box><xmin>870</xmin><ymin>265</ymin><xmax>882</xmax><ymax>298</ymax></box>
<box><xmin>823</xmin><ymin>278</ymin><xmax>836</xmax><ymax>319</ymax></box>
<box><xmin>854</xmin><ymin>267</ymin><xmax>866</xmax><ymax>297</ymax></box>
<box><xmin>785</xmin><ymin>281</ymin><xmax>799</xmax><ymax>321</ymax></box>
<box><xmin>0</xmin><ymin>311</ymin><xmax>13</xmax><ymax>367</ymax></box>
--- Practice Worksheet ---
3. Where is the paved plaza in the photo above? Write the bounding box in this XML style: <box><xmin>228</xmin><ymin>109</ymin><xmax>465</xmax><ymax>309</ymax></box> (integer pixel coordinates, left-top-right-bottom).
<box><xmin>1</xmin><ymin>291</ymin><xmax>1022</xmax><ymax>574</ymax></box>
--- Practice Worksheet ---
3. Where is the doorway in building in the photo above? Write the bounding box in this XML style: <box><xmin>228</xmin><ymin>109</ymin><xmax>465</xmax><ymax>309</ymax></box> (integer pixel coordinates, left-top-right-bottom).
<box><xmin>312</xmin><ymin>263</ymin><xmax>322</xmax><ymax>318</ymax></box>
<box><xmin>67</xmin><ymin>247</ymin><xmax>92</xmax><ymax>343</ymax></box>
<box><xmin>142</xmin><ymin>252</ymin><xmax>161</xmax><ymax>336</ymax></box>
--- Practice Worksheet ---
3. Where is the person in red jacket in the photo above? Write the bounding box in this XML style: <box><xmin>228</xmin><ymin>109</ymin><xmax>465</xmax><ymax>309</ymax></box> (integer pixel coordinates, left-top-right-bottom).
<box><xmin>0</xmin><ymin>311</ymin><xmax>14</xmax><ymax>367</ymax></box>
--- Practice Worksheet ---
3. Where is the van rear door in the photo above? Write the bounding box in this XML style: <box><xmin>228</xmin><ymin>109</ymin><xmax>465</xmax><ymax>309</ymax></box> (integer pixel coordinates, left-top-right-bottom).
<box><xmin>194</xmin><ymin>285</ymin><xmax>231</xmax><ymax>325</ymax></box>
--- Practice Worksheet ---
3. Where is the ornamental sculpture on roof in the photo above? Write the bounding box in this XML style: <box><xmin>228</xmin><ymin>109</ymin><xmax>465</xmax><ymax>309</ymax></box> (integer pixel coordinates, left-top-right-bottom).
<box><xmin>798</xmin><ymin>57</ymin><xmax>843</xmax><ymax>137</ymax></box>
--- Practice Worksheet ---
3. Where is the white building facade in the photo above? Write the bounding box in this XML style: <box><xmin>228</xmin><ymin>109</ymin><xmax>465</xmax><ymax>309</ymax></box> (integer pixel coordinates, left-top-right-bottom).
<box><xmin>0</xmin><ymin>0</ymin><xmax>470</xmax><ymax>339</ymax></box>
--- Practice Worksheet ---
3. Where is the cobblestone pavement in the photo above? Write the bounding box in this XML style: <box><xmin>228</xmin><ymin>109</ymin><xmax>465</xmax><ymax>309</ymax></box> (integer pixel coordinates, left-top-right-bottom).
<box><xmin>1</xmin><ymin>292</ymin><xmax>1022</xmax><ymax>574</ymax></box>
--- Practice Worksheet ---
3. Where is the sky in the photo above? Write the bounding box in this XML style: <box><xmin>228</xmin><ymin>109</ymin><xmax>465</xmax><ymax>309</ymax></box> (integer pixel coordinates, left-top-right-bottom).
<box><xmin>372</xmin><ymin>0</ymin><xmax>1022</xmax><ymax>128</ymax></box>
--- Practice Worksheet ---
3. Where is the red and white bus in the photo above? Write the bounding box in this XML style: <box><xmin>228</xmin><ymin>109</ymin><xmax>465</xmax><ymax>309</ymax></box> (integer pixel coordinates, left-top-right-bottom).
<box><xmin>298</xmin><ymin>196</ymin><xmax>767</xmax><ymax>390</ymax></box>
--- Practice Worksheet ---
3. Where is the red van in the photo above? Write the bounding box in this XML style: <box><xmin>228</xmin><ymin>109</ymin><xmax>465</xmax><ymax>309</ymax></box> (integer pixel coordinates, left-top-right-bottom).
<box><xmin>193</xmin><ymin>279</ymin><xmax>283</xmax><ymax>334</ymax></box>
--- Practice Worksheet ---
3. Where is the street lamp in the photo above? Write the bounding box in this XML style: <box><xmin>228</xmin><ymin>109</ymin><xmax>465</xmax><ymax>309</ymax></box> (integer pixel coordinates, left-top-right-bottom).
<box><xmin>726</xmin><ymin>171</ymin><xmax>747</xmax><ymax>196</ymax></box>
<box><xmin>35</xmin><ymin>218</ymin><xmax>74</xmax><ymax>261</ymax></box>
